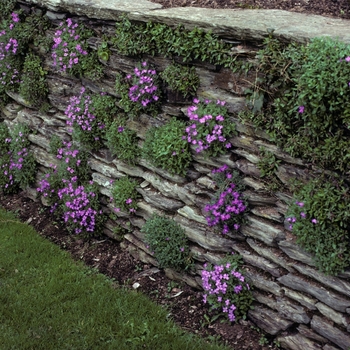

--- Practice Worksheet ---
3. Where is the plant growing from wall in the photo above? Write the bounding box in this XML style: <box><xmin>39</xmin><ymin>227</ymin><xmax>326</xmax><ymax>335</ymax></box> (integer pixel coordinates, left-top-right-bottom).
<box><xmin>185</xmin><ymin>98</ymin><xmax>236</xmax><ymax>157</ymax></box>
<box><xmin>243</xmin><ymin>35</ymin><xmax>350</xmax><ymax>174</ymax></box>
<box><xmin>142</xmin><ymin>118</ymin><xmax>192</xmax><ymax>176</ymax></box>
<box><xmin>257</xmin><ymin>147</ymin><xmax>282</xmax><ymax>192</ymax></box>
<box><xmin>202</xmin><ymin>253</ymin><xmax>253</xmax><ymax>323</ymax></box>
<box><xmin>0</xmin><ymin>0</ymin><xmax>17</xmax><ymax>20</ymax></box>
<box><xmin>205</xmin><ymin>165</ymin><xmax>247</xmax><ymax>235</ymax></box>
<box><xmin>65</xmin><ymin>87</ymin><xmax>118</xmax><ymax>151</ymax></box>
<box><xmin>111</xmin><ymin>176</ymin><xmax>139</xmax><ymax>213</ymax></box>
<box><xmin>51</xmin><ymin>18</ymin><xmax>103</xmax><ymax>81</ymax></box>
<box><xmin>286</xmin><ymin>176</ymin><xmax>350</xmax><ymax>275</ymax></box>
<box><xmin>160</xmin><ymin>63</ymin><xmax>200</xmax><ymax>98</ymax></box>
<box><xmin>19</xmin><ymin>52</ymin><xmax>50</xmax><ymax>111</ymax></box>
<box><xmin>115</xmin><ymin>61</ymin><xmax>161</xmax><ymax>117</ymax></box>
<box><xmin>141</xmin><ymin>214</ymin><xmax>192</xmax><ymax>271</ymax></box>
<box><xmin>105</xmin><ymin>119</ymin><xmax>140</xmax><ymax>165</ymax></box>
<box><xmin>0</xmin><ymin>123</ymin><xmax>36</xmax><ymax>194</ymax></box>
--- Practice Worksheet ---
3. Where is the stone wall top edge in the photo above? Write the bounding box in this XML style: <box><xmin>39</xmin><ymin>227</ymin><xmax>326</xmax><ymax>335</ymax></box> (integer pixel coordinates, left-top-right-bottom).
<box><xmin>21</xmin><ymin>0</ymin><xmax>350</xmax><ymax>44</ymax></box>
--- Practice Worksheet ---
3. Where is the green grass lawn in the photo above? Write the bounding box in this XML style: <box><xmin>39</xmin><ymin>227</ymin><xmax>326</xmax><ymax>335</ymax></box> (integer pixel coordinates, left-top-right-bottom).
<box><xmin>0</xmin><ymin>208</ymin><xmax>228</xmax><ymax>350</ymax></box>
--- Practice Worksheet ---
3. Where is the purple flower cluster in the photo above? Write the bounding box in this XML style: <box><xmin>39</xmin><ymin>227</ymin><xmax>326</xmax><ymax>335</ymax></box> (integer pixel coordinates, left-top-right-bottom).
<box><xmin>65</xmin><ymin>87</ymin><xmax>104</xmax><ymax>136</ymax></box>
<box><xmin>287</xmin><ymin>200</ymin><xmax>318</xmax><ymax>230</ymax></box>
<box><xmin>51</xmin><ymin>18</ymin><xmax>87</xmax><ymax>73</ymax></box>
<box><xmin>205</xmin><ymin>165</ymin><xmax>247</xmax><ymax>234</ymax></box>
<box><xmin>202</xmin><ymin>261</ymin><xmax>249</xmax><ymax>322</ymax></box>
<box><xmin>0</xmin><ymin>12</ymin><xmax>21</xmax><ymax>87</ymax></box>
<box><xmin>127</xmin><ymin>61</ymin><xmax>159</xmax><ymax>108</ymax></box>
<box><xmin>184</xmin><ymin>99</ymin><xmax>232</xmax><ymax>154</ymax></box>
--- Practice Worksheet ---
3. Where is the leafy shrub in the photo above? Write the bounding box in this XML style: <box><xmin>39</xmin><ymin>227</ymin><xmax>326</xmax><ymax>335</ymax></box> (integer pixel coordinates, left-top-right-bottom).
<box><xmin>65</xmin><ymin>87</ymin><xmax>118</xmax><ymax>150</ymax></box>
<box><xmin>141</xmin><ymin>215</ymin><xmax>192</xmax><ymax>271</ymax></box>
<box><xmin>105</xmin><ymin>119</ymin><xmax>140</xmax><ymax>165</ymax></box>
<box><xmin>245</xmin><ymin>36</ymin><xmax>350</xmax><ymax>173</ymax></box>
<box><xmin>142</xmin><ymin>118</ymin><xmax>192</xmax><ymax>176</ymax></box>
<box><xmin>115</xmin><ymin>61</ymin><xmax>161</xmax><ymax>117</ymax></box>
<box><xmin>51</xmin><ymin>18</ymin><xmax>103</xmax><ymax>80</ymax></box>
<box><xmin>286</xmin><ymin>177</ymin><xmax>350</xmax><ymax>275</ymax></box>
<box><xmin>160</xmin><ymin>63</ymin><xmax>199</xmax><ymax>97</ymax></box>
<box><xmin>0</xmin><ymin>123</ymin><xmax>36</xmax><ymax>194</ymax></box>
<box><xmin>202</xmin><ymin>253</ymin><xmax>254</xmax><ymax>322</ymax></box>
<box><xmin>19</xmin><ymin>53</ymin><xmax>49</xmax><ymax>111</ymax></box>
<box><xmin>111</xmin><ymin>176</ymin><xmax>139</xmax><ymax>213</ymax></box>
<box><xmin>205</xmin><ymin>165</ymin><xmax>247</xmax><ymax>234</ymax></box>
<box><xmin>185</xmin><ymin>98</ymin><xmax>236</xmax><ymax>157</ymax></box>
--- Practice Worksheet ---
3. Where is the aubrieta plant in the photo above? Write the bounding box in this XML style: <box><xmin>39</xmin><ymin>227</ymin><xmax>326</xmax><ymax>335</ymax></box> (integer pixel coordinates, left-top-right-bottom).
<box><xmin>52</xmin><ymin>18</ymin><xmax>103</xmax><ymax>81</ymax></box>
<box><xmin>205</xmin><ymin>165</ymin><xmax>247</xmax><ymax>235</ymax></box>
<box><xmin>37</xmin><ymin>140</ymin><xmax>105</xmax><ymax>237</ymax></box>
<box><xmin>202</xmin><ymin>253</ymin><xmax>253</xmax><ymax>323</ymax></box>
<box><xmin>111</xmin><ymin>175</ymin><xmax>139</xmax><ymax>213</ymax></box>
<box><xmin>286</xmin><ymin>177</ymin><xmax>350</xmax><ymax>275</ymax></box>
<box><xmin>0</xmin><ymin>123</ymin><xmax>36</xmax><ymax>194</ymax></box>
<box><xmin>115</xmin><ymin>61</ymin><xmax>161</xmax><ymax>117</ymax></box>
<box><xmin>141</xmin><ymin>214</ymin><xmax>192</xmax><ymax>271</ymax></box>
<box><xmin>185</xmin><ymin>98</ymin><xmax>236</xmax><ymax>157</ymax></box>
<box><xmin>65</xmin><ymin>87</ymin><xmax>118</xmax><ymax>150</ymax></box>
<box><xmin>142</xmin><ymin>118</ymin><xmax>192</xmax><ymax>176</ymax></box>
<box><xmin>105</xmin><ymin>119</ymin><xmax>140</xmax><ymax>165</ymax></box>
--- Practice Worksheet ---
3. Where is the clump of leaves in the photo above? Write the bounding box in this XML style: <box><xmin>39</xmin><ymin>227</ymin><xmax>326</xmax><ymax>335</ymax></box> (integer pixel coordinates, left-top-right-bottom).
<box><xmin>142</xmin><ymin>118</ymin><xmax>192</xmax><ymax>176</ymax></box>
<box><xmin>0</xmin><ymin>0</ymin><xmax>17</xmax><ymax>20</ymax></box>
<box><xmin>244</xmin><ymin>35</ymin><xmax>350</xmax><ymax>174</ymax></box>
<box><xmin>160</xmin><ymin>63</ymin><xmax>199</xmax><ymax>97</ymax></box>
<box><xmin>286</xmin><ymin>176</ymin><xmax>350</xmax><ymax>275</ymax></box>
<box><xmin>202</xmin><ymin>253</ymin><xmax>254</xmax><ymax>323</ymax></box>
<box><xmin>111</xmin><ymin>176</ymin><xmax>139</xmax><ymax>213</ymax></box>
<box><xmin>19</xmin><ymin>53</ymin><xmax>50</xmax><ymax>111</ymax></box>
<box><xmin>105</xmin><ymin>119</ymin><xmax>140</xmax><ymax>165</ymax></box>
<box><xmin>257</xmin><ymin>147</ymin><xmax>282</xmax><ymax>192</ymax></box>
<box><xmin>141</xmin><ymin>214</ymin><xmax>192</xmax><ymax>271</ymax></box>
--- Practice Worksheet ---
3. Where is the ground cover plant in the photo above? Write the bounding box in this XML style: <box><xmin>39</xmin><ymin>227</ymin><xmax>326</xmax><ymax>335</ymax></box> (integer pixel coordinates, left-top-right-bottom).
<box><xmin>0</xmin><ymin>208</ymin><xmax>229</xmax><ymax>350</ymax></box>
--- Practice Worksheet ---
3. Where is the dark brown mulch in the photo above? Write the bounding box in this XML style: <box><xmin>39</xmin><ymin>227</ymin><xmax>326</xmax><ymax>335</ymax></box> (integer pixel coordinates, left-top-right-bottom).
<box><xmin>148</xmin><ymin>0</ymin><xmax>350</xmax><ymax>19</ymax></box>
<box><xmin>0</xmin><ymin>190</ymin><xmax>278</xmax><ymax>350</ymax></box>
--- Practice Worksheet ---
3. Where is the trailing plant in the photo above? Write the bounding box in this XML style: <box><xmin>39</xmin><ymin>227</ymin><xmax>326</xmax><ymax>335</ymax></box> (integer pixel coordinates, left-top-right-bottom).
<box><xmin>111</xmin><ymin>176</ymin><xmax>139</xmax><ymax>213</ymax></box>
<box><xmin>115</xmin><ymin>61</ymin><xmax>161</xmax><ymax>117</ymax></box>
<box><xmin>185</xmin><ymin>98</ymin><xmax>236</xmax><ymax>157</ymax></box>
<box><xmin>286</xmin><ymin>176</ymin><xmax>350</xmax><ymax>275</ymax></box>
<box><xmin>160</xmin><ymin>63</ymin><xmax>200</xmax><ymax>97</ymax></box>
<box><xmin>141</xmin><ymin>214</ymin><xmax>192</xmax><ymax>271</ymax></box>
<box><xmin>257</xmin><ymin>147</ymin><xmax>282</xmax><ymax>192</ymax></box>
<box><xmin>0</xmin><ymin>123</ymin><xmax>36</xmax><ymax>194</ymax></box>
<box><xmin>105</xmin><ymin>119</ymin><xmax>140</xmax><ymax>165</ymax></box>
<box><xmin>202</xmin><ymin>253</ymin><xmax>254</xmax><ymax>323</ymax></box>
<box><xmin>65</xmin><ymin>87</ymin><xmax>118</xmax><ymax>150</ymax></box>
<box><xmin>205</xmin><ymin>165</ymin><xmax>247</xmax><ymax>235</ymax></box>
<box><xmin>51</xmin><ymin>18</ymin><xmax>103</xmax><ymax>80</ymax></box>
<box><xmin>19</xmin><ymin>52</ymin><xmax>49</xmax><ymax>111</ymax></box>
<box><xmin>244</xmin><ymin>35</ymin><xmax>350</xmax><ymax>174</ymax></box>
<box><xmin>142</xmin><ymin>118</ymin><xmax>192</xmax><ymax>176</ymax></box>
<box><xmin>112</xmin><ymin>15</ymin><xmax>237</xmax><ymax>68</ymax></box>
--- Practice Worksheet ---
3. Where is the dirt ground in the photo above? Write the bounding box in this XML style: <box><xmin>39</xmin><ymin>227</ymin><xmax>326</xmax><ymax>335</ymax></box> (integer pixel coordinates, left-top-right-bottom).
<box><xmin>148</xmin><ymin>0</ymin><xmax>350</xmax><ymax>19</ymax></box>
<box><xmin>0</xmin><ymin>191</ymin><xmax>280</xmax><ymax>349</ymax></box>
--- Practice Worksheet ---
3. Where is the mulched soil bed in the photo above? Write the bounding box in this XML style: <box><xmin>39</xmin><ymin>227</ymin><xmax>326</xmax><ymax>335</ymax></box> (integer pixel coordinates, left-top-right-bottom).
<box><xmin>0</xmin><ymin>190</ymin><xmax>278</xmax><ymax>349</ymax></box>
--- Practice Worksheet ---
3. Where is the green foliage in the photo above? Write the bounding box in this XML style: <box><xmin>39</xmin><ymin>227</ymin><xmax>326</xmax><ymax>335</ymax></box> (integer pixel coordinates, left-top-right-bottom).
<box><xmin>0</xmin><ymin>123</ymin><xmax>36</xmax><ymax>194</ymax></box>
<box><xmin>161</xmin><ymin>63</ymin><xmax>200</xmax><ymax>97</ymax></box>
<box><xmin>49</xmin><ymin>134</ymin><xmax>63</xmax><ymax>155</ymax></box>
<box><xmin>141</xmin><ymin>214</ymin><xmax>192</xmax><ymax>271</ymax></box>
<box><xmin>142</xmin><ymin>118</ymin><xmax>192</xmax><ymax>176</ymax></box>
<box><xmin>111</xmin><ymin>176</ymin><xmax>139</xmax><ymax>212</ymax></box>
<box><xmin>286</xmin><ymin>177</ymin><xmax>350</xmax><ymax>275</ymax></box>
<box><xmin>202</xmin><ymin>253</ymin><xmax>254</xmax><ymax>322</ymax></box>
<box><xmin>257</xmin><ymin>147</ymin><xmax>282</xmax><ymax>192</ymax></box>
<box><xmin>0</xmin><ymin>0</ymin><xmax>16</xmax><ymax>20</ymax></box>
<box><xmin>244</xmin><ymin>35</ymin><xmax>350</xmax><ymax>173</ymax></box>
<box><xmin>105</xmin><ymin>119</ymin><xmax>140</xmax><ymax>165</ymax></box>
<box><xmin>111</xmin><ymin>15</ymin><xmax>237</xmax><ymax>68</ymax></box>
<box><xmin>19</xmin><ymin>53</ymin><xmax>49</xmax><ymax>111</ymax></box>
<box><xmin>0</xmin><ymin>122</ymin><xmax>10</xmax><ymax>154</ymax></box>
<box><xmin>97</xmin><ymin>38</ymin><xmax>110</xmax><ymax>61</ymax></box>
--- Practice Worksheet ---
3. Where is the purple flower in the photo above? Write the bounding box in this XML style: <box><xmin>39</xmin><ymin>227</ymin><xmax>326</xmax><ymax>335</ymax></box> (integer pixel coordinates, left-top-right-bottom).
<box><xmin>311</xmin><ymin>218</ymin><xmax>318</xmax><ymax>224</ymax></box>
<box><xmin>298</xmin><ymin>106</ymin><xmax>305</xmax><ymax>114</ymax></box>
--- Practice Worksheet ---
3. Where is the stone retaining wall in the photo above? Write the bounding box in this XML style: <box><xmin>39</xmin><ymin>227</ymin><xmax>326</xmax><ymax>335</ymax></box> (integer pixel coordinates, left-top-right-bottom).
<box><xmin>2</xmin><ymin>1</ymin><xmax>350</xmax><ymax>349</ymax></box>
